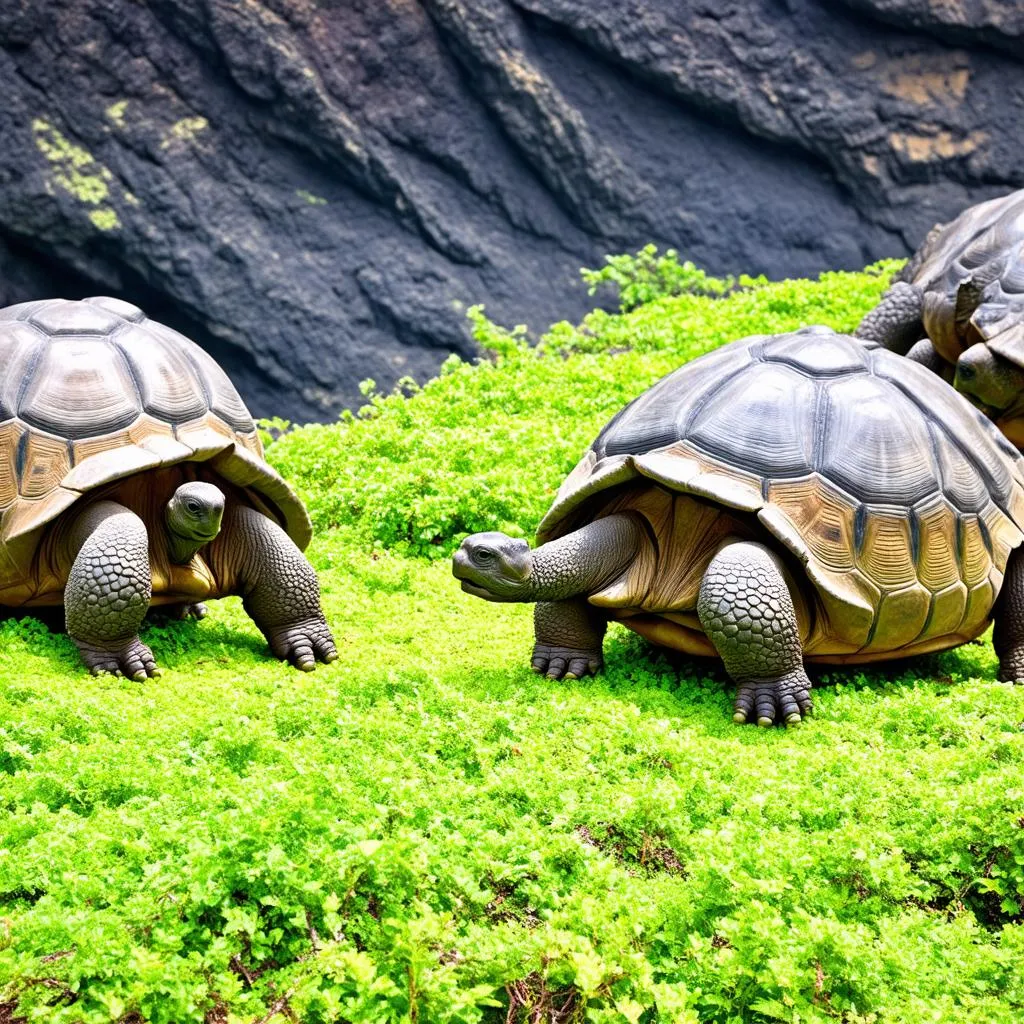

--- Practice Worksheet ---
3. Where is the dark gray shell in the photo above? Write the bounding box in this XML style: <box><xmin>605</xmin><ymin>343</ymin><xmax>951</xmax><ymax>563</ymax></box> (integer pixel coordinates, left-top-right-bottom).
<box><xmin>900</xmin><ymin>189</ymin><xmax>1024</xmax><ymax>366</ymax></box>
<box><xmin>0</xmin><ymin>297</ymin><xmax>311</xmax><ymax>597</ymax></box>
<box><xmin>538</xmin><ymin>327</ymin><xmax>1024</xmax><ymax>655</ymax></box>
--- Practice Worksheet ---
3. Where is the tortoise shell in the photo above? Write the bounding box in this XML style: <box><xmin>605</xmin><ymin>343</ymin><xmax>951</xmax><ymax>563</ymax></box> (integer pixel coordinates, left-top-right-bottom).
<box><xmin>537</xmin><ymin>327</ymin><xmax>1024</xmax><ymax>663</ymax></box>
<box><xmin>898</xmin><ymin>188</ymin><xmax>1024</xmax><ymax>366</ymax></box>
<box><xmin>0</xmin><ymin>296</ymin><xmax>311</xmax><ymax>603</ymax></box>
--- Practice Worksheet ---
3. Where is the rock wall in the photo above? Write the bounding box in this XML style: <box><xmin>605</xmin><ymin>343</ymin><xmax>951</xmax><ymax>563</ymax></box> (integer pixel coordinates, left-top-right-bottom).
<box><xmin>1</xmin><ymin>0</ymin><xmax>1021</xmax><ymax>420</ymax></box>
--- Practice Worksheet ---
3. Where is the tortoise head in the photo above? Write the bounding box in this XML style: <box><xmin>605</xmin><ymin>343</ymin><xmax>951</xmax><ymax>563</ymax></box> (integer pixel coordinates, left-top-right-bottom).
<box><xmin>165</xmin><ymin>482</ymin><xmax>226</xmax><ymax>564</ymax></box>
<box><xmin>452</xmin><ymin>532</ymin><xmax>533</xmax><ymax>601</ymax></box>
<box><xmin>954</xmin><ymin>337</ymin><xmax>1024</xmax><ymax>449</ymax></box>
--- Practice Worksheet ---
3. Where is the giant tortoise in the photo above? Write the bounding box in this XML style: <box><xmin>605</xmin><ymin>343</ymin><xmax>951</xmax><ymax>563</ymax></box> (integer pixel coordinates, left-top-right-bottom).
<box><xmin>0</xmin><ymin>296</ymin><xmax>337</xmax><ymax>678</ymax></box>
<box><xmin>856</xmin><ymin>189</ymin><xmax>1024</xmax><ymax>446</ymax></box>
<box><xmin>454</xmin><ymin>327</ymin><xmax>1024</xmax><ymax>726</ymax></box>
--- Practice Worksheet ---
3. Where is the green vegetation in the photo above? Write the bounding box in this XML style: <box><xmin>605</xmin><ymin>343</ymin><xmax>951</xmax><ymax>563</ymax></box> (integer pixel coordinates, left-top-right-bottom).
<box><xmin>162</xmin><ymin>117</ymin><xmax>210</xmax><ymax>150</ymax></box>
<box><xmin>3</xmin><ymin>257</ymin><xmax>1023</xmax><ymax>1023</ymax></box>
<box><xmin>32</xmin><ymin>119</ymin><xmax>121</xmax><ymax>232</ymax></box>
<box><xmin>581</xmin><ymin>244</ymin><xmax>767</xmax><ymax>310</ymax></box>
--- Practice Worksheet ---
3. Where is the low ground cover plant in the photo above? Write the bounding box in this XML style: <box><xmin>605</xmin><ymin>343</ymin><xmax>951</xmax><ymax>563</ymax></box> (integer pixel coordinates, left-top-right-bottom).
<box><xmin>2</xmin><ymin>256</ymin><xmax>1022</xmax><ymax>1023</ymax></box>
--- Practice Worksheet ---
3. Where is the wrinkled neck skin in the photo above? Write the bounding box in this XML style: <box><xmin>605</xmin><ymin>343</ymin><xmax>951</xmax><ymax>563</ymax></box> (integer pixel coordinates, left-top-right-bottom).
<box><xmin>526</xmin><ymin>513</ymin><xmax>646</xmax><ymax>602</ymax></box>
<box><xmin>166</xmin><ymin>528</ymin><xmax>208</xmax><ymax>566</ymax></box>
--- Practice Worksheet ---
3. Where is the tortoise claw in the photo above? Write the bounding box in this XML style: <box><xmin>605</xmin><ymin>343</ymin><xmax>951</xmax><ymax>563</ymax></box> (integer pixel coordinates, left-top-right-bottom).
<box><xmin>268</xmin><ymin>616</ymin><xmax>338</xmax><ymax>671</ymax></box>
<box><xmin>75</xmin><ymin>637</ymin><xmax>161</xmax><ymax>681</ymax></box>
<box><xmin>733</xmin><ymin>671</ymin><xmax>812</xmax><ymax>727</ymax></box>
<box><xmin>531</xmin><ymin>645</ymin><xmax>602</xmax><ymax>680</ymax></box>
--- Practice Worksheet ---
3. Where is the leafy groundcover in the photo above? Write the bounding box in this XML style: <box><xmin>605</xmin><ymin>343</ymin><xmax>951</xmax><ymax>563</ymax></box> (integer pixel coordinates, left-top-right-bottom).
<box><xmin>1</xmin><ymin>256</ymin><xmax>1022</xmax><ymax>1023</ymax></box>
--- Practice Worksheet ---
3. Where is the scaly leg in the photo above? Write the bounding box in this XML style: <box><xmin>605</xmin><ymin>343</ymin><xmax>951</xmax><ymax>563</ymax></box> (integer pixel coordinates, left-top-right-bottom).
<box><xmin>531</xmin><ymin>598</ymin><xmax>606</xmax><ymax>679</ymax></box>
<box><xmin>219</xmin><ymin>506</ymin><xmax>337</xmax><ymax>671</ymax></box>
<box><xmin>854</xmin><ymin>281</ymin><xmax>925</xmax><ymax>355</ymax></box>
<box><xmin>994</xmin><ymin>547</ymin><xmax>1024</xmax><ymax>682</ymax></box>
<box><xmin>64</xmin><ymin>501</ymin><xmax>159</xmax><ymax>680</ymax></box>
<box><xmin>697</xmin><ymin>541</ymin><xmax>812</xmax><ymax>726</ymax></box>
<box><xmin>906</xmin><ymin>338</ymin><xmax>955</xmax><ymax>382</ymax></box>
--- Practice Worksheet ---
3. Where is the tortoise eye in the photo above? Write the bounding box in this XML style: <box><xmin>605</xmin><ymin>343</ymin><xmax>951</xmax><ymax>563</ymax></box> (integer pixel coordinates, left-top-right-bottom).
<box><xmin>473</xmin><ymin>548</ymin><xmax>494</xmax><ymax>565</ymax></box>
<box><xmin>186</xmin><ymin>501</ymin><xmax>201</xmax><ymax>514</ymax></box>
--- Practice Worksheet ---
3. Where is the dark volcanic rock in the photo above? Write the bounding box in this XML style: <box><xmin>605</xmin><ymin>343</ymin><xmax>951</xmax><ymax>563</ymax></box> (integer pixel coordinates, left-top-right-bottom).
<box><xmin>0</xmin><ymin>0</ymin><xmax>1022</xmax><ymax>420</ymax></box>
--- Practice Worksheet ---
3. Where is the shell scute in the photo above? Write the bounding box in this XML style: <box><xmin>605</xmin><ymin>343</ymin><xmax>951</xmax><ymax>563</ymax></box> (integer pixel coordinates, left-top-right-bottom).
<box><xmin>18</xmin><ymin>338</ymin><xmax>141</xmax><ymax>439</ymax></box>
<box><xmin>60</xmin><ymin>445</ymin><xmax>158</xmax><ymax>495</ymax></box>
<box><xmin>958</xmin><ymin>515</ymin><xmax>993</xmax><ymax>587</ymax></box>
<box><xmin>766</xmin><ymin>475</ymin><xmax>856</xmax><ymax>573</ymax></box>
<box><xmin>0</xmin><ymin>324</ymin><xmax>44</xmax><ymax>421</ymax></box>
<box><xmin>820</xmin><ymin>375</ymin><xmax>939</xmax><ymax>506</ymax></box>
<box><xmin>872</xmin><ymin>349</ymin><xmax>1016</xmax><ymax>500</ymax></box>
<box><xmin>116</xmin><ymin>324</ymin><xmax>209</xmax><ymax>424</ymax></box>
<box><xmin>28</xmin><ymin>300</ymin><xmax>122</xmax><ymax>337</ymax></box>
<box><xmin>85</xmin><ymin>296</ymin><xmax>145</xmax><ymax>323</ymax></box>
<box><xmin>168</xmin><ymin>325</ymin><xmax>256</xmax><ymax>434</ymax></box>
<box><xmin>18</xmin><ymin>431</ymin><xmax>72</xmax><ymax>499</ymax></box>
<box><xmin>595</xmin><ymin>342</ymin><xmax>754</xmax><ymax>459</ymax></box>
<box><xmin>962</xmin><ymin>578</ymin><xmax>997</xmax><ymax>637</ymax></box>
<box><xmin>687</xmin><ymin>362</ymin><xmax>815</xmax><ymax>477</ymax></box>
<box><xmin>929</xmin><ymin>581</ymin><xmax>969</xmax><ymax>638</ymax></box>
<box><xmin>762</xmin><ymin>331</ymin><xmax>871</xmax><ymax>376</ymax></box>
<box><xmin>981</xmin><ymin>501</ymin><xmax>1023</xmax><ymax>565</ymax></box>
<box><xmin>913</xmin><ymin>495</ymin><xmax>962</xmax><ymax>591</ymax></box>
<box><xmin>865</xmin><ymin>584</ymin><xmax>932</xmax><ymax>653</ymax></box>
<box><xmin>855</xmin><ymin>507</ymin><xmax>918</xmax><ymax>590</ymax></box>
<box><xmin>0</xmin><ymin>421</ymin><xmax>21</xmax><ymax>509</ymax></box>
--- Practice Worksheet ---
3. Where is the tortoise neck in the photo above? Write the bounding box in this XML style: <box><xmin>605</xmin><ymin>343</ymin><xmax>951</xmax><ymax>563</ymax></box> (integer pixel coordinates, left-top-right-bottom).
<box><xmin>528</xmin><ymin>513</ymin><xmax>646</xmax><ymax>601</ymax></box>
<box><xmin>166</xmin><ymin>531</ymin><xmax>206</xmax><ymax>566</ymax></box>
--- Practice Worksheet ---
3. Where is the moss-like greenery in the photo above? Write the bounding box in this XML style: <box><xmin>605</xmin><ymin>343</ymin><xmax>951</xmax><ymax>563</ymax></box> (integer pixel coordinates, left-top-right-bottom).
<box><xmin>163</xmin><ymin>117</ymin><xmax>210</xmax><ymax>148</ymax></box>
<box><xmin>33</xmin><ymin>119</ymin><xmax>122</xmax><ymax>232</ymax></box>
<box><xmin>105</xmin><ymin>101</ymin><xmax>129</xmax><ymax>127</ymax></box>
<box><xmin>2</xmin><ymin>260</ymin><xmax>1023</xmax><ymax>1023</ymax></box>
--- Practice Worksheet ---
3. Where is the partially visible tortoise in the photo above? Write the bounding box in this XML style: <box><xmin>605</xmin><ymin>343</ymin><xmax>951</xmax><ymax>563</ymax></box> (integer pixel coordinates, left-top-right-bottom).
<box><xmin>454</xmin><ymin>327</ymin><xmax>1024</xmax><ymax>726</ymax></box>
<box><xmin>856</xmin><ymin>189</ymin><xmax>1024</xmax><ymax>446</ymax></box>
<box><xmin>0</xmin><ymin>296</ymin><xmax>337</xmax><ymax>678</ymax></box>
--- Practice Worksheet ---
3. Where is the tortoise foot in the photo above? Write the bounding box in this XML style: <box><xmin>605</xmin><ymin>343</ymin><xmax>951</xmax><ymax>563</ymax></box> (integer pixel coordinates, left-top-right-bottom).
<box><xmin>75</xmin><ymin>637</ymin><xmax>161</xmax><ymax>681</ymax></box>
<box><xmin>531</xmin><ymin>643</ymin><xmax>603</xmax><ymax>680</ymax></box>
<box><xmin>173</xmin><ymin>602</ymin><xmax>208</xmax><ymax>621</ymax></box>
<box><xmin>733</xmin><ymin>668</ymin><xmax>812</xmax><ymax>727</ymax></box>
<box><xmin>268</xmin><ymin>615</ymin><xmax>338</xmax><ymax>671</ymax></box>
<box><xmin>149</xmin><ymin>602</ymin><xmax>209</xmax><ymax>623</ymax></box>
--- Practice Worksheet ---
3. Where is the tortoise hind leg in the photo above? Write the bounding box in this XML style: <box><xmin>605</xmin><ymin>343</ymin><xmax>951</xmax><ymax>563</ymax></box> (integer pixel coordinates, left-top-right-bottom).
<box><xmin>994</xmin><ymin>547</ymin><xmax>1024</xmax><ymax>682</ymax></box>
<box><xmin>697</xmin><ymin>541</ymin><xmax>812</xmax><ymax>727</ymax></box>
<box><xmin>218</xmin><ymin>506</ymin><xmax>337</xmax><ymax>671</ymax></box>
<box><xmin>65</xmin><ymin>501</ymin><xmax>159</xmax><ymax>680</ymax></box>
<box><xmin>147</xmin><ymin>602</ymin><xmax>208</xmax><ymax>622</ymax></box>
<box><xmin>854</xmin><ymin>281</ymin><xmax>925</xmax><ymax>355</ymax></box>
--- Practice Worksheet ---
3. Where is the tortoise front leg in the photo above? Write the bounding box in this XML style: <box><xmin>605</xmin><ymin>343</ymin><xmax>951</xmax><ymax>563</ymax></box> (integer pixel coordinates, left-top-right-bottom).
<box><xmin>854</xmin><ymin>281</ymin><xmax>925</xmax><ymax>354</ymax></box>
<box><xmin>219</xmin><ymin>506</ymin><xmax>337</xmax><ymax>671</ymax></box>
<box><xmin>906</xmin><ymin>338</ymin><xmax>955</xmax><ymax>382</ymax></box>
<box><xmin>697</xmin><ymin>541</ymin><xmax>812</xmax><ymax>726</ymax></box>
<box><xmin>64</xmin><ymin>501</ymin><xmax>160</xmax><ymax>680</ymax></box>
<box><xmin>531</xmin><ymin>599</ymin><xmax>606</xmax><ymax>679</ymax></box>
<box><xmin>994</xmin><ymin>547</ymin><xmax>1024</xmax><ymax>682</ymax></box>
